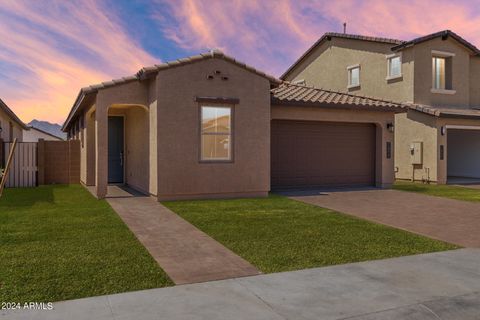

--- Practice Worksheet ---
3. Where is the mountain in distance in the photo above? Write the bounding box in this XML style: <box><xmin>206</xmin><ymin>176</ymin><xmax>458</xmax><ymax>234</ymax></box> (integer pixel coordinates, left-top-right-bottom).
<box><xmin>28</xmin><ymin>119</ymin><xmax>67</xmax><ymax>140</ymax></box>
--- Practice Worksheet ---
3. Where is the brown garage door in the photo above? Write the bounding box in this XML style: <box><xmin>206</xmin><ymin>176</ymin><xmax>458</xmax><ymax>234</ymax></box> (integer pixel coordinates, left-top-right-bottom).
<box><xmin>271</xmin><ymin>120</ymin><xmax>376</xmax><ymax>189</ymax></box>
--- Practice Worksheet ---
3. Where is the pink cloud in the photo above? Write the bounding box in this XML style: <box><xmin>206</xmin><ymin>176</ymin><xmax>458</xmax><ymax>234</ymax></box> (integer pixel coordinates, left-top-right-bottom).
<box><xmin>0</xmin><ymin>0</ymin><xmax>158</xmax><ymax>124</ymax></box>
<box><xmin>156</xmin><ymin>0</ymin><xmax>480</xmax><ymax>75</ymax></box>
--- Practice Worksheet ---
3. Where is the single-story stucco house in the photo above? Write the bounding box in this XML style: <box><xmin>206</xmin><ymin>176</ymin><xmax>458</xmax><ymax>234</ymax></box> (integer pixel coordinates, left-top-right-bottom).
<box><xmin>62</xmin><ymin>50</ymin><xmax>405</xmax><ymax>201</ymax></box>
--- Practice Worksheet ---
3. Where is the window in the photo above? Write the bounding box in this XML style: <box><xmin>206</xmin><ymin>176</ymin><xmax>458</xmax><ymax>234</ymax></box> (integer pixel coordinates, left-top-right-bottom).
<box><xmin>432</xmin><ymin>56</ymin><xmax>446</xmax><ymax>89</ymax></box>
<box><xmin>347</xmin><ymin>65</ymin><xmax>360</xmax><ymax>88</ymax></box>
<box><xmin>432</xmin><ymin>51</ymin><xmax>454</xmax><ymax>92</ymax></box>
<box><xmin>387</xmin><ymin>54</ymin><xmax>402</xmax><ymax>79</ymax></box>
<box><xmin>200</xmin><ymin>106</ymin><xmax>232</xmax><ymax>161</ymax></box>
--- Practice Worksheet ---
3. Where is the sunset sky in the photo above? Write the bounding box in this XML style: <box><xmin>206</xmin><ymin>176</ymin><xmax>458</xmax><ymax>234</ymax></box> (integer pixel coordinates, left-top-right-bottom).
<box><xmin>1</xmin><ymin>0</ymin><xmax>480</xmax><ymax>124</ymax></box>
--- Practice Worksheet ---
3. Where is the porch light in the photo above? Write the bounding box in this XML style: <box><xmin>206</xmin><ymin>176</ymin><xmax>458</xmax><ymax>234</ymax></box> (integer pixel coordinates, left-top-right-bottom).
<box><xmin>441</xmin><ymin>126</ymin><xmax>446</xmax><ymax>136</ymax></box>
<box><xmin>387</xmin><ymin>122</ymin><xmax>394</xmax><ymax>132</ymax></box>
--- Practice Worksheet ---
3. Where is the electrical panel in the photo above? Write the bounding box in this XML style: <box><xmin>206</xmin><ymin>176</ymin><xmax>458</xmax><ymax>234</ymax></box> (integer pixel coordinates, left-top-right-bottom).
<box><xmin>410</xmin><ymin>142</ymin><xmax>423</xmax><ymax>165</ymax></box>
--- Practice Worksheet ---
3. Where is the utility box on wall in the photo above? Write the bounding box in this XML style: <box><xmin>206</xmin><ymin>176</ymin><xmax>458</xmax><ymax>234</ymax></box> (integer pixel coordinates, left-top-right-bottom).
<box><xmin>410</xmin><ymin>141</ymin><xmax>423</xmax><ymax>165</ymax></box>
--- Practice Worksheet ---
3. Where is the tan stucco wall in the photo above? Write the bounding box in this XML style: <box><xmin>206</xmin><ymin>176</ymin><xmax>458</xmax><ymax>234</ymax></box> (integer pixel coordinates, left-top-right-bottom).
<box><xmin>272</xmin><ymin>105</ymin><xmax>396</xmax><ymax>187</ymax></box>
<box><xmin>22</xmin><ymin>128</ymin><xmax>62</xmax><ymax>142</ymax></box>
<box><xmin>155</xmin><ymin>59</ymin><xmax>271</xmax><ymax>200</ymax></box>
<box><xmin>285</xmin><ymin>38</ymin><xmax>414</xmax><ymax>103</ymax></box>
<box><xmin>148</xmin><ymin>79</ymin><xmax>158</xmax><ymax>196</ymax></box>
<box><xmin>395</xmin><ymin>111</ymin><xmax>480</xmax><ymax>184</ymax></box>
<box><xmin>394</xmin><ymin>111</ymin><xmax>438</xmax><ymax>182</ymax></box>
<box><xmin>412</xmin><ymin>37</ymin><xmax>471</xmax><ymax>107</ymax></box>
<box><xmin>0</xmin><ymin>107</ymin><xmax>23</xmax><ymax>142</ymax></box>
<box><xmin>469</xmin><ymin>57</ymin><xmax>480</xmax><ymax>106</ymax></box>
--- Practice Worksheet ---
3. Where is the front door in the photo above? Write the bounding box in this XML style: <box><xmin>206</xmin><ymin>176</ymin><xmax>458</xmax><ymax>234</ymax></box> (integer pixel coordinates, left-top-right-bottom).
<box><xmin>108</xmin><ymin>116</ymin><xmax>124</xmax><ymax>183</ymax></box>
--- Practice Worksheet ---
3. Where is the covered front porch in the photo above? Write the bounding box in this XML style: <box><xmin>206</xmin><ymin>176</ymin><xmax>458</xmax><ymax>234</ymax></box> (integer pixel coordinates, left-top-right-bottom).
<box><xmin>83</xmin><ymin>101</ymin><xmax>156</xmax><ymax>199</ymax></box>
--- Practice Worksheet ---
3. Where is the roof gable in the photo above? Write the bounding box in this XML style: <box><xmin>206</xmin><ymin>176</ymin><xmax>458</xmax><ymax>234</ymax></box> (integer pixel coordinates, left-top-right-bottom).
<box><xmin>392</xmin><ymin>30</ymin><xmax>480</xmax><ymax>55</ymax></box>
<box><xmin>281</xmin><ymin>32</ymin><xmax>405</xmax><ymax>80</ymax></box>
<box><xmin>0</xmin><ymin>98</ymin><xmax>28</xmax><ymax>130</ymax></box>
<box><xmin>63</xmin><ymin>50</ymin><xmax>281</xmax><ymax>131</ymax></box>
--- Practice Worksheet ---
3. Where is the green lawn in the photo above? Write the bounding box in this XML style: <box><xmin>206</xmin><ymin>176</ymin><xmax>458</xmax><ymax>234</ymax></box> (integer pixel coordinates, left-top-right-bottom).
<box><xmin>163</xmin><ymin>195</ymin><xmax>457</xmax><ymax>273</ymax></box>
<box><xmin>0</xmin><ymin>185</ymin><xmax>173</xmax><ymax>303</ymax></box>
<box><xmin>394</xmin><ymin>181</ymin><xmax>480</xmax><ymax>202</ymax></box>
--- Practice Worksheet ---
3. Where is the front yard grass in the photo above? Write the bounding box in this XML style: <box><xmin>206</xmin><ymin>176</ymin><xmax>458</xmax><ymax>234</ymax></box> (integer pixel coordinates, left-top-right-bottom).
<box><xmin>394</xmin><ymin>180</ymin><xmax>480</xmax><ymax>202</ymax></box>
<box><xmin>163</xmin><ymin>194</ymin><xmax>457</xmax><ymax>273</ymax></box>
<box><xmin>0</xmin><ymin>185</ymin><xmax>173</xmax><ymax>303</ymax></box>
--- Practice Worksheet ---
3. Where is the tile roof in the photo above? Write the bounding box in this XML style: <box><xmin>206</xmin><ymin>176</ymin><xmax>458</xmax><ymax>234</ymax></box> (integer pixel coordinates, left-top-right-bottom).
<box><xmin>408</xmin><ymin>103</ymin><xmax>480</xmax><ymax>119</ymax></box>
<box><xmin>392</xmin><ymin>30</ymin><xmax>480</xmax><ymax>55</ymax></box>
<box><xmin>63</xmin><ymin>50</ymin><xmax>281</xmax><ymax>131</ymax></box>
<box><xmin>136</xmin><ymin>49</ymin><xmax>281</xmax><ymax>84</ymax></box>
<box><xmin>0</xmin><ymin>98</ymin><xmax>28</xmax><ymax>130</ymax></box>
<box><xmin>281</xmin><ymin>32</ymin><xmax>405</xmax><ymax>79</ymax></box>
<box><xmin>271</xmin><ymin>82</ymin><xmax>406</xmax><ymax>112</ymax></box>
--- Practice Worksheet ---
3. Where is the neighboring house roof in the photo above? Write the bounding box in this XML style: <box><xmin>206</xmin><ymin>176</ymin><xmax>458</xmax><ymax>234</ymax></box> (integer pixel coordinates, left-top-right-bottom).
<box><xmin>408</xmin><ymin>104</ymin><xmax>480</xmax><ymax>119</ymax></box>
<box><xmin>27</xmin><ymin>126</ymin><xmax>64</xmax><ymax>140</ymax></box>
<box><xmin>281</xmin><ymin>32</ymin><xmax>405</xmax><ymax>79</ymax></box>
<box><xmin>392</xmin><ymin>30</ymin><xmax>480</xmax><ymax>56</ymax></box>
<box><xmin>0</xmin><ymin>98</ymin><xmax>28</xmax><ymax>130</ymax></box>
<box><xmin>271</xmin><ymin>82</ymin><xmax>406</xmax><ymax>112</ymax></box>
<box><xmin>62</xmin><ymin>50</ymin><xmax>281</xmax><ymax>131</ymax></box>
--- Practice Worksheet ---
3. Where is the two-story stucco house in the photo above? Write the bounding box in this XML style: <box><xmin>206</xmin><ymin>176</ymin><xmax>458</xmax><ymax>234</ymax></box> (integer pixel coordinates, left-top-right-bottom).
<box><xmin>282</xmin><ymin>30</ymin><xmax>480</xmax><ymax>184</ymax></box>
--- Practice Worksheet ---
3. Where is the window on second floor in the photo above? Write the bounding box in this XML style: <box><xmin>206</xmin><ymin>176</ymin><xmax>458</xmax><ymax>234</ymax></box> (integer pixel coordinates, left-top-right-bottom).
<box><xmin>387</xmin><ymin>54</ymin><xmax>402</xmax><ymax>79</ymax></box>
<box><xmin>347</xmin><ymin>64</ymin><xmax>360</xmax><ymax>89</ymax></box>
<box><xmin>432</xmin><ymin>51</ymin><xmax>454</xmax><ymax>92</ymax></box>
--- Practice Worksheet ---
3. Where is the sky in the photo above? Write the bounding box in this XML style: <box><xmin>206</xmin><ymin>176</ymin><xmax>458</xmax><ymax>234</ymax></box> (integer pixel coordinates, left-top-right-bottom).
<box><xmin>1</xmin><ymin>0</ymin><xmax>480</xmax><ymax>125</ymax></box>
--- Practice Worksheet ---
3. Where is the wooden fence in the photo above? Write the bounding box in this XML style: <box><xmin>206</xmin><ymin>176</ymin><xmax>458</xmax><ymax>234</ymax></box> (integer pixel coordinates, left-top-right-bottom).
<box><xmin>1</xmin><ymin>139</ymin><xmax>80</xmax><ymax>188</ymax></box>
<box><xmin>3</xmin><ymin>142</ymin><xmax>37</xmax><ymax>187</ymax></box>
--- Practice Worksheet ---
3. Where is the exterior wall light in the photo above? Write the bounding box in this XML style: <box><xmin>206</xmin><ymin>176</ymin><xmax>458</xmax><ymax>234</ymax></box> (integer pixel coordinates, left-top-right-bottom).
<box><xmin>440</xmin><ymin>126</ymin><xmax>446</xmax><ymax>136</ymax></box>
<box><xmin>387</xmin><ymin>122</ymin><xmax>394</xmax><ymax>132</ymax></box>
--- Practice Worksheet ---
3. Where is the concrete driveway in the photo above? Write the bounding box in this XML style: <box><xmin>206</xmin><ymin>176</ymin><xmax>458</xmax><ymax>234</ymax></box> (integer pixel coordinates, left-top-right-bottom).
<box><xmin>284</xmin><ymin>188</ymin><xmax>480</xmax><ymax>247</ymax></box>
<box><xmin>4</xmin><ymin>249</ymin><xmax>480</xmax><ymax>320</ymax></box>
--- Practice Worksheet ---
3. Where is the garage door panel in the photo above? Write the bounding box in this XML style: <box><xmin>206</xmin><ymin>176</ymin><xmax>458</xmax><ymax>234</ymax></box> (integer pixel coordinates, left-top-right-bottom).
<box><xmin>271</xmin><ymin>120</ymin><xmax>375</xmax><ymax>188</ymax></box>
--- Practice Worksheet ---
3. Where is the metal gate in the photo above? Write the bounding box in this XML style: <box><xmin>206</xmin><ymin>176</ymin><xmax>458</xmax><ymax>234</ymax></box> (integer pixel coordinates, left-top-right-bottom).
<box><xmin>3</xmin><ymin>142</ymin><xmax>37</xmax><ymax>187</ymax></box>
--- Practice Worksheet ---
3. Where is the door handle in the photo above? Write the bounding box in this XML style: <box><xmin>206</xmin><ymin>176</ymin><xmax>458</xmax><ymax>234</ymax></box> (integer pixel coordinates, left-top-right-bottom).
<box><xmin>120</xmin><ymin>151</ymin><xmax>123</xmax><ymax>166</ymax></box>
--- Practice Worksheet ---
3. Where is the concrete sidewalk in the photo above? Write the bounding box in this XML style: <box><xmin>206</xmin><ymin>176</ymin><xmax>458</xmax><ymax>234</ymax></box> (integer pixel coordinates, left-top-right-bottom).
<box><xmin>4</xmin><ymin>249</ymin><xmax>480</xmax><ymax>320</ymax></box>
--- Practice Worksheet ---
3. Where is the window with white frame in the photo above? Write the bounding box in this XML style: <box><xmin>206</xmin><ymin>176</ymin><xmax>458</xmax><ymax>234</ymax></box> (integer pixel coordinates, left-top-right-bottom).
<box><xmin>200</xmin><ymin>106</ymin><xmax>232</xmax><ymax>161</ymax></box>
<box><xmin>387</xmin><ymin>54</ymin><xmax>402</xmax><ymax>79</ymax></box>
<box><xmin>347</xmin><ymin>65</ymin><xmax>360</xmax><ymax>88</ymax></box>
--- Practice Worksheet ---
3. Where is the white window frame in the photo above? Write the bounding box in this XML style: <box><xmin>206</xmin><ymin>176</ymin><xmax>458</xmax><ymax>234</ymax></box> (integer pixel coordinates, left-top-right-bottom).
<box><xmin>386</xmin><ymin>53</ymin><xmax>402</xmax><ymax>80</ymax></box>
<box><xmin>347</xmin><ymin>64</ymin><xmax>360</xmax><ymax>89</ymax></box>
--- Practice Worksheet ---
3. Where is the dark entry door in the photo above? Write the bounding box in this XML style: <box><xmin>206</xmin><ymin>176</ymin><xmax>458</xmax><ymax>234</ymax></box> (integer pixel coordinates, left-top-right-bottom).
<box><xmin>271</xmin><ymin>120</ymin><xmax>376</xmax><ymax>189</ymax></box>
<box><xmin>108</xmin><ymin>116</ymin><xmax>124</xmax><ymax>183</ymax></box>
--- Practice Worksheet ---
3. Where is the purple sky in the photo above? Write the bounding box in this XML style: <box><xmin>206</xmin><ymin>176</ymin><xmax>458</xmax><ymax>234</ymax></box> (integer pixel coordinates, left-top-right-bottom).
<box><xmin>1</xmin><ymin>0</ymin><xmax>480</xmax><ymax>124</ymax></box>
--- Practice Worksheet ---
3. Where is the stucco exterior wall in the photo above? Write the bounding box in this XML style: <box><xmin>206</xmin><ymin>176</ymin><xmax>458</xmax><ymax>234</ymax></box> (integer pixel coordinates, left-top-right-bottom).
<box><xmin>394</xmin><ymin>111</ymin><xmax>438</xmax><ymax>182</ymax></box>
<box><xmin>271</xmin><ymin>105</ymin><xmax>396</xmax><ymax>187</ymax></box>
<box><xmin>148</xmin><ymin>79</ymin><xmax>158</xmax><ymax>196</ymax></box>
<box><xmin>0</xmin><ymin>107</ymin><xmax>23</xmax><ymax>142</ymax></box>
<box><xmin>285</xmin><ymin>38</ymin><xmax>414</xmax><ymax>103</ymax></box>
<box><xmin>155</xmin><ymin>59</ymin><xmax>271</xmax><ymax>200</ymax></box>
<box><xmin>469</xmin><ymin>57</ymin><xmax>480</xmax><ymax>106</ymax></box>
<box><xmin>412</xmin><ymin>37</ymin><xmax>471</xmax><ymax>107</ymax></box>
<box><xmin>23</xmin><ymin>128</ymin><xmax>62</xmax><ymax>142</ymax></box>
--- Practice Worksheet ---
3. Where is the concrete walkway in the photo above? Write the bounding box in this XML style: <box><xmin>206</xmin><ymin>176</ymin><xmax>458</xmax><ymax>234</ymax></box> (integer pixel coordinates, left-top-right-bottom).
<box><xmin>284</xmin><ymin>188</ymin><xmax>480</xmax><ymax>247</ymax></box>
<box><xmin>101</xmin><ymin>186</ymin><xmax>260</xmax><ymax>284</ymax></box>
<box><xmin>4</xmin><ymin>249</ymin><xmax>480</xmax><ymax>320</ymax></box>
